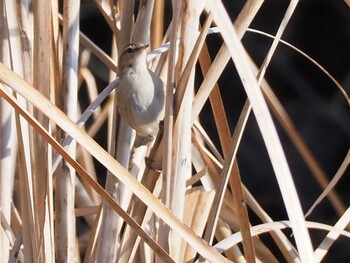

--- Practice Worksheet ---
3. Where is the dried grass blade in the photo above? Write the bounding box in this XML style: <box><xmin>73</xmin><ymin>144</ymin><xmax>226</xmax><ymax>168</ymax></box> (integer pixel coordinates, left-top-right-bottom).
<box><xmin>169</xmin><ymin>1</ymin><xmax>204</xmax><ymax>260</ymax></box>
<box><xmin>173</xmin><ymin>12</ymin><xmax>213</xmax><ymax>118</ymax></box>
<box><xmin>59</xmin><ymin>13</ymin><xmax>118</xmax><ymax>72</ymax></box>
<box><xmin>0</xmin><ymin>62</ymin><xmax>230</xmax><ymax>263</ymax></box>
<box><xmin>214</xmin><ymin>220</ymin><xmax>350</xmax><ymax>253</ymax></box>
<box><xmin>206</xmin><ymin>0</ymin><xmax>314</xmax><ymax>261</ymax></box>
<box><xmin>94</xmin><ymin>0</ymin><xmax>119</xmax><ymax>38</ymax></box>
<box><xmin>249</xmin><ymin>29</ymin><xmax>348</xmax><ymax>215</ymax></box>
<box><xmin>314</xmin><ymin>207</ymin><xmax>350</xmax><ymax>261</ymax></box>
<box><xmin>242</xmin><ymin>186</ymin><xmax>300</xmax><ymax>262</ymax></box>
<box><xmin>305</xmin><ymin>149</ymin><xmax>350</xmax><ymax>217</ymax></box>
<box><xmin>250</xmin><ymin>3</ymin><xmax>348</xmax><ymax>218</ymax></box>
<box><xmin>186</xmin><ymin>167</ymin><xmax>208</xmax><ymax>187</ymax></box>
<box><xmin>79</xmin><ymin>68</ymin><xmax>101</xmax><ymax>115</ymax></box>
<box><xmin>52</xmin><ymin>78</ymin><xmax>119</xmax><ymax>173</ymax></box>
<box><xmin>0</xmin><ymin>4</ymin><xmax>17</xmax><ymax>260</ymax></box>
<box><xmin>14</xmin><ymin>100</ymin><xmax>37</xmax><ymax>262</ymax></box>
<box><xmin>79</xmin><ymin>32</ymin><xmax>118</xmax><ymax>72</ymax></box>
<box><xmin>198</xmin><ymin>43</ymin><xmax>231</xmax><ymax>155</ymax></box>
<box><xmin>193</xmin><ymin>121</ymin><xmax>224</xmax><ymax>164</ymax></box>
<box><xmin>8</xmin><ymin>228</ymin><xmax>24</xmax><ymax>263</ymax></box>
<box><xmin>247</xmin><ymin>28</ymin><xmax>350</xmax><ymax>106</ymax></box>
<box><xmin>32</xmin><ymin>0</ymin><xmax>54</xmax><ymax>260</ymax></box>
<box><xmin>182</xmin><ymin>188</ymin><xmax>216</xmax><ymax>262</ymax></box>
<box><xmin>262</xmin><ymin>78</ymin><xmax>347</xmax><ymax>216</ymax></box>
<box><xmin>0</xmin><ymin>84</ymin><xmax>174</xmax><ymax>263</ymax></box>
<box><xmin>202</xmin><ymin>101</ymin><xmax>255</xmax><ymax>262</ymax></box>
<box><xmin>192</xmin><ymin>0</ymin><xmax>264</xmax><ymax>122</ymax></box>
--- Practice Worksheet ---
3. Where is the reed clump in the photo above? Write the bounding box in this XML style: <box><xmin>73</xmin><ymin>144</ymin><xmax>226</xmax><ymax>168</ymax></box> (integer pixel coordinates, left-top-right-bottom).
<box><xmin>0</xmin><ymin>0</ymin><xmax>349</xmax><ymax>262</ymax></box>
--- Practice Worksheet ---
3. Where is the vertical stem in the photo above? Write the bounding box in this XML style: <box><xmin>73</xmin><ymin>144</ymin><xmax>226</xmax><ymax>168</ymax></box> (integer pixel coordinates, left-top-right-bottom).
<box><xmin>151</xmin><ymin>0</ymin><xmax>164</xmax><ymax>48</ymax></box>
<box><xmin>96</xmin><ymin>1</ymin><xmax>135</xmax><ymax>261</ymax></box>
<box><xmin>158</xmin><ymin>0</ymin><xmax>181</xmax><ymax>257</ymax></box>
<box><xmin>55</xmin><ymin>1</ymin><xmax>80</xmax><ymax>261</ymax></box>
<box><xmin>32</xmin><ymin>0</ymin><xmax>54</xmax><ymax>261</ymax></box>
<box><xmin>169</xmin><ymin>1</ymin><xmax>203</xmax><ymax>260</ymax></box>
<box><xmin>0</xmin><ymin>1</ymin><xmax>17</xmax><ymax>261</ymax></box>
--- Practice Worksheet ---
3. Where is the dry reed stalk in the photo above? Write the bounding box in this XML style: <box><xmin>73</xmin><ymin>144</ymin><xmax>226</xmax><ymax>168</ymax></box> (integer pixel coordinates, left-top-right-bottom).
<box><xmin>93</xmin><ymin>1</ymin><xmax>132</xmax><ymax>261</ymax></box>
<box><xmin>168</xmin><ymin>1</ymin><xmax>203</xmax><ymax>261</ymax></box>
<box><xmin>160</xmin><ymin>1</ymin><xmax>180</xmax><ymax>256</ymax></box>
<box><xmin>206</xmin><ymin>0</ymin><xmax>314</xmax><ymax>262</ymax></box>
<box><xmin>151</xmin><ymin>0</ymin><xmax>164</xmax><ymax>49</ymax></box>
<box><xmin>210</xmin><ymin>101</ymin><xmax>255</xmax><ymax>262</ymax></box>
<box><xmin>79</xmin><ymin>32</ymin><xmax>118</xmax><ymax>72</ymax></box>
<box><xmin>90</xmin><ymin>10</ymin><xmax>121</xmax><ymax>261</ymax></box>
<box><xmin>31</xmin><ymin>1</ymin><xmax>55</xmax><ymax>261</ymax></box>
<box><xmin>54</xmin><ymin>0</ymin><xmax>80</xmax><ymax>261</ymax></box>
<box><xmin>118</xmin><ymin>2</ymin><xmax>159</xmax><ymax>260</ymax></box>
<box><xmin>0</xmin><ymin>1</ymin><xmax>17</xmax><ymax>260</ymax></box>
<box><xmin>0</xmin><ymin>82</ymin><xmax>174</xmax><ymax>263</ymax></box>
<box><xmin>193</xmin><ymin>126</ymin><xmax>283</xmax><ymax>261</ymax></box>
<box><xmin>8</xmin><ymin>1</ymin><xmax>35</xmax><ymax>261</ymax></box>
<box><xmin>198</xmin><ymin>43</ymin><xmax>231</xmax><ymax>154</ymax></box>
<box><xmin>0</xmin><ymin>59</ymin><xmax>230</xmax><ymax>262</ymax></box>
<box><xmin>314</xmin><ymin>207</ymin><xmax>350</xmax><ymax>261</ymax></box>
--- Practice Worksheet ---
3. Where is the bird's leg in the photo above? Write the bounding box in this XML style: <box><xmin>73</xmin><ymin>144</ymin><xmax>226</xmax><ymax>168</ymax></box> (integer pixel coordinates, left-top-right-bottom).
<box><xmin>144</xmin><ymin>121</ymin><xmax>164</xmax><ymax>172</ymax></box>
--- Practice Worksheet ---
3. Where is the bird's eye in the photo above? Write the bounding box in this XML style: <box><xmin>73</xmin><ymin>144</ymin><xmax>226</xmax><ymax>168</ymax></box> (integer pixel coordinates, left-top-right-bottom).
<box><xmin>126</xmin><ymin>47</ymin><xmax>133</xmax><ymax>54</ymax></box>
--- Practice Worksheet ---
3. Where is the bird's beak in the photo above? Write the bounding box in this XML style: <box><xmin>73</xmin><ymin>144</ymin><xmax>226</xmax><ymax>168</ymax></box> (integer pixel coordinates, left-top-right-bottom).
<box><xmin>138</xmin><ymin>44</ymin><xmax>149</xmax><ymax>51</ymax></box>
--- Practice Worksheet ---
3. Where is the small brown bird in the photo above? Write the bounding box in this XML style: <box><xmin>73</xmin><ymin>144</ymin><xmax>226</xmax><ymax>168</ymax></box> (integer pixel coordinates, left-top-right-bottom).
<box><xmin>116</xmin><ymin>43</ymin><xmax>165</xmax><ymax>147</ymax></box>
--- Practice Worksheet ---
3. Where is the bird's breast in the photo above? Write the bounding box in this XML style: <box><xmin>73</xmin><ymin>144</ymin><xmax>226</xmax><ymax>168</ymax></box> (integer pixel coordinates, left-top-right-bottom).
<box><xmin>117</xmin><ymin>71</ymin><xmax>164</xmax><ymax>136</ymax></box>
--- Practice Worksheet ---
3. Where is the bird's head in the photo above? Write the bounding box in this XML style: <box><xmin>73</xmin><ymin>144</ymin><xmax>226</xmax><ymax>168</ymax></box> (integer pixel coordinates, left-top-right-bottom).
<box><xmin>118</xmin><ymin>43</ymin><xmax>149</xmax><ymax>70</ymax></box>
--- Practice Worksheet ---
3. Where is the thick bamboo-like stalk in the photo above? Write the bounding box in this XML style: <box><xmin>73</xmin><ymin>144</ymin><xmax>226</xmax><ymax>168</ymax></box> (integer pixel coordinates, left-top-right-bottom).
<box><xmin>6</xmin><ymin>2</ymin><xmax>35</xmax><ymax>261</ymax></box>
<box><xmin>31</xmin><ymin>0</ymin><xmax>55</xmax><ymax>261</ymax></box>
<box><xmin>94</xmin><ymin>0</ymin><xmax>136</xmax><ymax>261</ymax></box>
<box><xmin>55</xmin><ymin>0</ymin><xmax>80</xmax><ymax>261</ymax></box>
<box><xmin>151</xmin><ymin>0</ymin><xmax>164</xmax><ymax>49</ymax></box>
<box><xmin>160</xmin><ymin>0</ymin><xmax>180</xmax><ymax>255</ymax></box>
<box><xmin>92</xmin><ymin>0</ymin><xmax>134</xmax><ymax>262</ymax></box>
<box><xmin>169</xmin><ymin>1</ymin><xmax>203</xmax><ymax>260</ymax></box>
<box><xmin>0</xmin><ymin>1</ymin><xmax>17</xmax><ymax>261</ymax></box>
